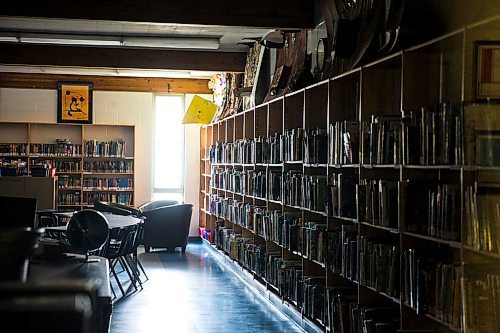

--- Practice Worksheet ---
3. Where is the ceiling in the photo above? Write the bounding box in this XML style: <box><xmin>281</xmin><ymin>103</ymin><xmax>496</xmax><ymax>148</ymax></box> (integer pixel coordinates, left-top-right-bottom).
<box><xmin>0</xmin><ymin>16</ymin><xmax>274</xmax><ymax>53</ymax></box>
<box><xmin>0</xmin><ymin>16</ymin><xmax>275</xmax><ymax>78</ymax></box>
<box><xmin>0</xmin><ymin>1</ymin><xmax>315</xmax><ymax>77</ymax></box>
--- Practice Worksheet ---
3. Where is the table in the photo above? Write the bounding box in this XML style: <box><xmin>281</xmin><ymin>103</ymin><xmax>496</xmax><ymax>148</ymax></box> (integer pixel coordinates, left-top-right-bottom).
<box><xmin>0</xmin><ymin>256</ymin><xmax>113</xmax><ymax>333</ymax></box>
<box><xmin>44</xmin><ymin>213</ymin><xmax>142</xmax><ymax>232</ymax></box>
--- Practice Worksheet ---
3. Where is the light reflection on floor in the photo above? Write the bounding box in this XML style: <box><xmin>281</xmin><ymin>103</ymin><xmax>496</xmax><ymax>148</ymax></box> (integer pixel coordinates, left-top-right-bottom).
<box><xmin>110</xmin><ymin>243</ymin><xmax>305</xmax><ymax>333</ymax></box>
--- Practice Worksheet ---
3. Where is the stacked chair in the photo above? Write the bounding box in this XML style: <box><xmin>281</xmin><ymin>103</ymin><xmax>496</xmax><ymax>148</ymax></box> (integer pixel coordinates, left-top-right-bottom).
<box><xmin>102</xmin><ymin>223</ymin><xmax>145</xmax><ymax>299</ymax></box>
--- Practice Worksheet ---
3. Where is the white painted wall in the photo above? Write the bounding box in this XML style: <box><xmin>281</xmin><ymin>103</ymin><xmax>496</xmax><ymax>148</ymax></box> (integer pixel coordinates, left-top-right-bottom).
<box><xmin>0</xmin><ymin>87</ymin><xmax>206</xmax><ymax>236</ymax></box>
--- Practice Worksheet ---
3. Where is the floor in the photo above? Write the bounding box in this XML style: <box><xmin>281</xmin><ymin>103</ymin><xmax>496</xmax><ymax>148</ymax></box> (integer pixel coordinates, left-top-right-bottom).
<box><xmin>109</xmin><ymin>242</ymin><xmax>306</xmax><ymax>333</ymax></box>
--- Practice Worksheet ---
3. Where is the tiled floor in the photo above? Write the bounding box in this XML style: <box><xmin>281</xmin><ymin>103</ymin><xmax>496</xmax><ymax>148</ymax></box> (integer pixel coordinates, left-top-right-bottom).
<box><xmin>110</xmin><ymin>243</ymin><xmax>305</xmax><ymax>333</ymax></box>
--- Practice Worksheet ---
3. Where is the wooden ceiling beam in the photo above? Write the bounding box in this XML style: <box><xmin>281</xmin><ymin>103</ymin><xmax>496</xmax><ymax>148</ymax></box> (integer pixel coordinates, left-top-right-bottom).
<box><xmin>0</xmin><ymin>44</ymin><xmax>246</xmax><ymax>72</ymax></box>
<box><xmin>0</xmin><ymin>73</ymin><xmax>212</xmax><ymax>94</ymax></box>
<box><xmin>0</xmin><ymin>1</ymin><xmax>314</xmax><ymax>29</ymax></box>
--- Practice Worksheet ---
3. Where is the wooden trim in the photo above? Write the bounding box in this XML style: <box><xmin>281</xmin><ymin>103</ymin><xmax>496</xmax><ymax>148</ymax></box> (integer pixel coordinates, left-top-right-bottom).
<box><xmin>0</xmin><ymin>73</ymin><xmax>212</xmax><ymax>94</ymax></box>
<box><xmin>0</xmin><ymin>0</ymin><xmax>314</xmax><ymax>29</ymax></box>
<box><xmin>0</xmin><ymin>44</ymin><xmax>246</xmax><ymax>72</ymax></box>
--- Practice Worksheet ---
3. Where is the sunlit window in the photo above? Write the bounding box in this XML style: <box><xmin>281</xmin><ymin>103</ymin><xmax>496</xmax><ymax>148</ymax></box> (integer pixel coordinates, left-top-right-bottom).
<box><xmin>153</xmin><ymin>95</ymin><xmax>184</xmax><ymax>202</ymax></box>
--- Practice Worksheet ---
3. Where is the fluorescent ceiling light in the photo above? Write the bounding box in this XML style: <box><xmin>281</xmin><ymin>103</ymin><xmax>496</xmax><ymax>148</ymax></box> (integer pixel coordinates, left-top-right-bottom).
<box><xmin>0</xmin><ymin>36</ymin><xmax>18</xmax><ymax>42</ymax></box>
<box><xmin>0</xmin><ymin>32</ymin><xmax>220</xmax><ymax>50</ymax></box>
<box><xmin>0</xmin><ymin>65</ymin><xmax>214</xmax><ymax>79</ymax></box>
<box><xmin>122</xmin><ymin>37</ymin><xmax>219</xmax><ymax>49</ymax></box>
<box><xmin>21</xmin><ymin>34</ymin><xmax>122</xmax><ymax>46</ymax></box>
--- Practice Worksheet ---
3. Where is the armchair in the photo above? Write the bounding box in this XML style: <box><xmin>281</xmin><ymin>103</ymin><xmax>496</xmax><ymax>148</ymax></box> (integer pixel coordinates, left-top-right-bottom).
<box><xmin>140</xmin><ymin>203</ymin><xmax>193</xmax><ymax>253</ymax></box>
<box><xmin>92</xmin><ymin>199</ymin><xmax>191</xmax><ymax>253</ymax></box>
<box><xmin>137</xmin><ymin>200</ymin><xmax>179</xmax><ymax>212</ymax></box>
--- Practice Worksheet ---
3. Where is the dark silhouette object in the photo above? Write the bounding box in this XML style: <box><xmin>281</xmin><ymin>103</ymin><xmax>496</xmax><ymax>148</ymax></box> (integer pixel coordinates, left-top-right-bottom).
<box><xmin>0</xmin><ymin>227</ymin><xmax>43</xmax><ymax>281</ymax></box>
<box><xmin>66</xmin><ymin>209</ymin><xmax>109</xmax><ymax>263</ymax></box>
<box><xmin>0</xmin><ymin>280</ymin><xmax>101</xmax><ymax>333</ymax></box>
<box><xmin>141</xmin><ymin>203</ymin><xmax>193</xmax><ymax>253</ymax></box>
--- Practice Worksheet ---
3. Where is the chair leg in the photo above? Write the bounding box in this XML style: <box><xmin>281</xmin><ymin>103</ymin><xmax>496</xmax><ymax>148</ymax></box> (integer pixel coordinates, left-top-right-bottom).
<box><xmin>110</xmin><ymin>266</ymin><xmax>126</xmax><ymax>297</ymax></box>
<box><xmin>137</xmin><ymin>258</ymin><xmax>149</xmax><ymax>282</ymax></box>
<box><xmin>110</xmin><ymin>282</ymin><xmax>117</xmax><ymax>300</ymax></box>
<box><xmin>119</xmin><ymin>257</ymin><xmax>138</xmax><ymax>292</ymax></box>
<box><xmin>125</xmin><ymin>254</ymin><xmax>143</xmax><ymax>290</ymax></box>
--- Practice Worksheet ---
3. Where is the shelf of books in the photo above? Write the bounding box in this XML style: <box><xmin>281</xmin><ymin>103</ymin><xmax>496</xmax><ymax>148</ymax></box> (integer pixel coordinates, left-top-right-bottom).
<box><xmin>0</xmin><ymin>122</ymin><xmax>134</xmax><ymax>211</ymax></box>
<box><xmin>199</xmin><ymin>17</ymin><xmax>500</xmax><ymax>333</ymax></box>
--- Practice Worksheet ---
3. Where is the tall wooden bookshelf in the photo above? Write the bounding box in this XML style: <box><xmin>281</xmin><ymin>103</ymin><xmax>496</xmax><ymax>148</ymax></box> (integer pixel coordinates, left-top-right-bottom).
<box><xmin>199</xmin><ymin>17</ymin><xmax>500</xmax><ymax>333</ymax></box>
<box><xmin>0</xmin><ymin>122</ymin><xmax>134</xmax><ymax>212</ymax></box>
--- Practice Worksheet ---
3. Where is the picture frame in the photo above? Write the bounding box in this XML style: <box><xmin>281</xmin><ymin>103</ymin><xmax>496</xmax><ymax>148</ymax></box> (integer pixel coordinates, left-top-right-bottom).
<box><xmin>57</xmin><ymin>81</ymin><xmax>93</xmax><ymax>124</ymax></box>
<box><xmin>475</xmin><ymin>41</ymin><xmax>500</xmax><ymax>100</ymax></box>
<box><xmin>475</xmin><ymin>130</ymin><xmax>500</xmax><ymax>167</ymax></box>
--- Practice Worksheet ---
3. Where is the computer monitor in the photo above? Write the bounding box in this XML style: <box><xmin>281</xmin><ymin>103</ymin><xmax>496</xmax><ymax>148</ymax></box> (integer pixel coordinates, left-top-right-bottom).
<box><xmin>0</xmin><ymin>196</ymin><xmax>38</xmax><ymax>229</ymax></box>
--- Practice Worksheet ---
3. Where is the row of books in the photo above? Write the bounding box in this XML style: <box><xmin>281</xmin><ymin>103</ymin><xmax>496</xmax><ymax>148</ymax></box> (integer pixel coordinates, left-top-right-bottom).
<box><xmin>208</xmin><ymin>128</ymin><xmax>328</xmax><ymax>165</ymax></box>
<box><xmin>82</xmin><ymin>161</ymin><xmax>133</xmax><ymax>173</ymax></box>
<box><xmin>58</xmin><ymin>176</ymin><xmax>81</xmax><ymax>189</ymax></box>
<box><xmin>210</xmin><ymin>167</ymin><xmax>253</xmax><ymax>195</ymax></box>
<box><xmin>281</xmin><ymin>128</ymin><xmax>304</xmax><ymax>162</ymax></box>
<box><xmin>357</xmin><ymin>180</ymin><xmax>398</xmax><ymax>229</ymax></box>
<box><xmin>283</xmin><ymin>170</ymin><xmax>303</xmax><ymax>206</ymax></box>
<box><xmin>0</xmin><ymin>143</ymin><xmax>27</xmax><ymax>155</ymax></box>
<box><xmin>31</xmin><ymin>160</ymin><xmax>81</xmax><ymax>172</ymax></box>
<box><xmin>82</xmin><ymin>192</ymin><xmax>133</xmax><ymax>206</ymax></box>
<box><xmin>58</xmin><ymin>192</ymin><xmax>81</xmax><ymax>205</ymax></box>
<box><xmin>362</xmin><ymin>103</ymin><xmax>462</xmax><ymax>165</ymax></box>
<box><xmin>213</xmin><ymin>221</ymin><xmax>267</xmax><ymax>277</ymax></box>
<box><xmin>402</xmin><ymin>249</ymin><xmax>462</xmax><ymax>329</ymax></box>
<box><xmin>84</xmin><ymin>140</ymin><xmax>127</xmax><ymax>157</ymax></box>
<box><xmin>464</xmin><ymin>269</ymin><xmax>500</xmax><ymax>332</ymax></box>
<box><xmin>303</xmin><ymin>221</ymin><xmax>327</xmax><ymax>263</ymax></box>
<box><xmin>30</xmin><ymin>143</ymin><xmax>82</xmax><ymax>157</ymax></box>
<box><xmin>329</xmin><ymin>121</ymin><xmax>359</xmax><ymax>165</ymax></box>
<box><xmin>212</xmin><ymin>199</ymin><xmax>328</xmax><ymax>265</ymax></box>
<box><xmin>280</xmin><ymin>261</ymin><xmax>303</xmax><ymax>305</ymax></box>
<box><xmin>327</xmin><ymin>172</ymin><xmax>357</xmax><ymax>218</ymax></box>
<box><xmin>404</xmin><ymin>182</ymin><xmax>460</xmax><ymax>241</ymax></box>
<box><xmin>403</xmin><ymin>103</ymin><xmax>462</xmax><ymax>166</ymax></box>
<box><xmin>365</xmin><ymin>115</ymin><xmax>403</xmax><ymax>165</ymax></box>
<box><xmin>359</xmin><ymin>237</ymin><xmax>399</xmax><ymax>297</ymax></box>
<box><xmin>82</xmin><ymin>178</ymin><xmax>133</xmax><ymax>191</ymax></box>
<box><xmin>254</xmin><ymin>207</ymin><xmax>283</xmax><ymax>243</ymax></box>
<box><xmin>304</xmin><ymin>128</ymin><xmax>328</xmax><ymax>164</ymax></box>
<box><xmin>209</xmin><ymin>135</ymin><xmax>282</xmax><ymax>165</ymax></box>
<box><xmin>211</xmin><ymin>167</ymin><xmax>343</xmax><ymax>217</ymax></box>
<box><xmin>323</xmin><ymin>225</ymin><xmax>360</xmax><ymax>281</ymax></box>
<box><xmin>326</xmin><ymin>288</ymin><xmax>401</xmax><ymax>333</ymax></box>
<box><xmin>211</xmin><ymin>217</ymin><xmax>404</xmax><ymax>331</ymax></box>
<box><xmin>303</xmin><ymin>276</ymin><xmax>326</xmax><ymax>323</ymax></box>
<box><xmin>465</xmin><ymin>185</ymin><xmax>500</xmax><ymax>254</ymax></box>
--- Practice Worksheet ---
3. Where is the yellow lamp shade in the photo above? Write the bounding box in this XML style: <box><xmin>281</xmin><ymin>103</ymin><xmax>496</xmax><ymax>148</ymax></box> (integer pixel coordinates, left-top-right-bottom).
<box><xmin>182</xmin><ymin>95</ymin><xmax>217</xmax><ymax>124</ymax></box>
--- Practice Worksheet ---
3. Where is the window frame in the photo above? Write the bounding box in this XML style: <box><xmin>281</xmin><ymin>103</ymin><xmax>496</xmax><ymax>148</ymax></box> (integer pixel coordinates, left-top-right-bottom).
<box><xmin>152</xmin><ymin>94</ymin><xmax>185</xmax><ymax>200</ymax></box>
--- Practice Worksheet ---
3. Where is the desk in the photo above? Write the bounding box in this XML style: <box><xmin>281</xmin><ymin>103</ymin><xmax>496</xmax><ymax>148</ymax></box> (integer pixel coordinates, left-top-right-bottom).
<box><xmin>27</xmin><ymin>256</ymin><xmax>112</xmax><ymax>333</ymax></box>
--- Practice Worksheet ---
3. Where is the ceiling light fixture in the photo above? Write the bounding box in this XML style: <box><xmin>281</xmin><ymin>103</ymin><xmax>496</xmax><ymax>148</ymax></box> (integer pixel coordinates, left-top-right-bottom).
<box><xmin>0</xmin><ymin>32</ymin><xmax>220</xmax><ymax>50</ymax></box>
<box><xmin>0</xmin><ymin>64</ymin><xmax>212</xmax><ymax>79</ymax></box>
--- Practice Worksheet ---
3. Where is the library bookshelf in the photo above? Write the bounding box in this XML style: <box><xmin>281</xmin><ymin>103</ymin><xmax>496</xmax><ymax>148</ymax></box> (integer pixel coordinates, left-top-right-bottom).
<box><xmin>199</xmin><ymin>18</ymin><xmax>500</xmax><ymax>333</ymax></box>
<box><xmin>0</xmin><ymin>122</ymin><xmax>135</xmax><ymax>211</ymax></box>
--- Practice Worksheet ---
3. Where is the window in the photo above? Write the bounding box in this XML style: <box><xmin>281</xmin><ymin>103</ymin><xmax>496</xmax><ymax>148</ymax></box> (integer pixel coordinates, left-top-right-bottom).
<box><xmin>153</xmin><ymin>95</ymin><xmax>184</xmax><ymax>201</ymax></box>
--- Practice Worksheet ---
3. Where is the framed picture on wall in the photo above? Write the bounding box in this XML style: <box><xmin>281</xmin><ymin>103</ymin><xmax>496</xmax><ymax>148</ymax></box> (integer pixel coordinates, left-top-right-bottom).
<box><xmin>57</xmin><ymin>81</ymin><xmax>93</xmax><ymax>124</ymax></box>
<box><xmin>475</xmin><ymin>41</ymin><xmax>500</xmax><ymax>100</ymax></box>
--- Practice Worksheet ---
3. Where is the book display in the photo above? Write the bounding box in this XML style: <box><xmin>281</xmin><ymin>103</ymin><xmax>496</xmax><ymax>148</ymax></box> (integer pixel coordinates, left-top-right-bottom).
<box><xmin>0</xmin><ymin>122</ymin><xmax>134</xmax><ymax>211</ymax></box>
<box><xmin>199</xmin><ymin>17</ymin><xmax>500</xmax><ymax>333</ymax></box>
